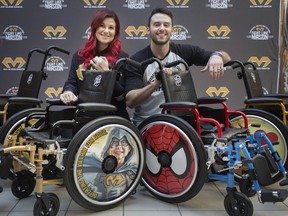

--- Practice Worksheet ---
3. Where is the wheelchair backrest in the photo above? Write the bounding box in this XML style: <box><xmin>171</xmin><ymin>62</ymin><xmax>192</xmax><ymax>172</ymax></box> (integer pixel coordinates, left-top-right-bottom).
<box><xmin>161</xmin><ymin>65</ymin><xmax>198</xmax><ymax>104</ymax></box>
<box><xmin>77</xmin><ymin>70</ymin><xmax>117</xmax><ymax>104</ymax></box>
<box><xmin>242</xmin><ymin>62</ymin><xmax>264</xmax><ymax>98</ymax></box>
<box><xmin>17</xmin><ymin>70</ymin><xmax>43</xmax><ymax>98</ymax></box>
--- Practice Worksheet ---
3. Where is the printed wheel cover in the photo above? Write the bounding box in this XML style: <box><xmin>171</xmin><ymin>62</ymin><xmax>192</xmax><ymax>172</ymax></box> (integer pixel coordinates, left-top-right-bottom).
<box><xmin>141</xmin><ymin>122</ymin><xmax>198</xmax><ymax>198</ymax></box>
<box><xmin>231</xmin><ymin>116</ymin><xmax>287</xmax><ymax>162</ymax></box>
<box><xmin>73</xmin><ymin>125</ymin><xmax>141</xmax><ymax>203</ymax></box>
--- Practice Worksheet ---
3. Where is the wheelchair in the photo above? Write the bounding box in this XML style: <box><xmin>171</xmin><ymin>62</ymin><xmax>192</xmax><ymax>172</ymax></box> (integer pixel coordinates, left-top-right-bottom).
<box><xmin>0</xmin><ymin>58</ymin><xmax>145</xmax><ymax>215</ymax></box>
<box><xmin>237</xmin><ymin>61</ymin><xmax>288</xmax><ymax>124</ymax></box>
<box><xmin>0</xmin><ymin>45</ymin><xmax>70</xmax><ymax>158</ymax></box>
<box><xmin>137</xmin><ymin>58</ymin><xmax>288</xmax><ymax>216</ymax></box>
<box><xmin>225</xmin><ymin>60</ymin><xmax>288</xmax><ymax>183</ymax></box>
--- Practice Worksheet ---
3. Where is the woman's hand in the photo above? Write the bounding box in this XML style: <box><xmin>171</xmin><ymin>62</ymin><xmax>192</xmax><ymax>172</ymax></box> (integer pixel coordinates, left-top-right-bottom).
<box><xmin>60</xmin><ymin>91</ymin><xmax>78</xmax><ymax>105</ymax></box>
<box><xmin>90</xmin><ymin>56</ymin><xmax>110</xmax><ymax>71</ymax></box>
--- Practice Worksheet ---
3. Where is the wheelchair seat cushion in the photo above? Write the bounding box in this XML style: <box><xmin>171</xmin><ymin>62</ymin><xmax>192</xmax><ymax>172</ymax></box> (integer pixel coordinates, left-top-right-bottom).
<box><xmin>201</xmin><ymin>127</ymin><xmax>248</xmax><ymax>145</ymax></box>
<box><xmin>22</xmin><ymin>126</ymin><xmax>72</xmax><ymax>148</ymax></box>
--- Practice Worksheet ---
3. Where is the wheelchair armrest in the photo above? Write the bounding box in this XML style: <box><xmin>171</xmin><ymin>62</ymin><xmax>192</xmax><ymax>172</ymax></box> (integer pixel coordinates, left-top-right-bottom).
<box><xmin>77</xmin><ymin>103</ymin><xmax>117</xmax><ymax>112</ymax></box>
<box><xmin>264</xmin><ymin>94</ymin><xmax>288</xmax><ymax>99</ymax></box>
<box><xmin>46</xmin><ymin>98</ymin><xmax>65</xmax><ymax>105</ymax></box>
<box><xmin>244</xmin><ymin>97</ymin><xmax>283</xmax><ymax>105</ymax></box>
<box><xmin>197</xmin><ymin>97</ymin><xmax>228</xmax><ymax>104</ymax></box>
<box><xmin>160</xmin><ymin>101</ymin><xmax>197</xmax><ymax>110</ymax></box>
<box><xmin>0</xmin><ymin>94</ymin><xmax>15</xmax><ymax>100</ymax></box>
<box><xmin>7</xmin><ymin>97</ymin><xmax>42</xmax><ymax>105</ymax></box>
<box><xmin>50</xmin><ymin>119</ymin><xmax>75</xmax><ymax>139</ymax></box>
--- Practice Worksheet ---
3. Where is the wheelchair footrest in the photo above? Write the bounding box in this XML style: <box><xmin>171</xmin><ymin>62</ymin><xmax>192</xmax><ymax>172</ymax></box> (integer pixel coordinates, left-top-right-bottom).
<box><xmin>253</xmin><ymin>154</ymin><xmax>272</xmax><ymax>186</ymax></box>
<box><xmin>260</xmin><ymin>189</ymin><xmax>288</xmax><ymax>203</ymax></box>
<box><xmin>260</xmin><ymin>147</ymin><xmax>278</xmax><ymax>173</ymax></box>
<box><xmin>279</xmin><ymin>177</ymin><xmax>288</xmax><ymax>186</ymax></box>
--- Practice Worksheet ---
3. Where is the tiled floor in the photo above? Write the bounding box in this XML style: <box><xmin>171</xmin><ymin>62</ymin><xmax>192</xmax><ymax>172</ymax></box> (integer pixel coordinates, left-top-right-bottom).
<box><xmin>0</xmin><ymin>177</ymin><xmax>287</xmax><ymax>216</ymax></box>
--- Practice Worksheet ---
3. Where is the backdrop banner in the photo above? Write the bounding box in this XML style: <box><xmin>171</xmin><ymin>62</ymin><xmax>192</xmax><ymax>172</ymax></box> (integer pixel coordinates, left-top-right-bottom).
<box><xmin>0</xmin><ymin>0</ymin><xmax>283</xmax><ymax>109</ymax></box>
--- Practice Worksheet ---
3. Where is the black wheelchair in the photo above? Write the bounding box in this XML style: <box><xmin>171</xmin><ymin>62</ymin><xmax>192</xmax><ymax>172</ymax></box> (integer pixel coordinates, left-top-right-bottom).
<box><xmin>0</xmin><ymin>58</ymin><xmax>145</xmax><ymax>215</ymax></box>
<box><xmin>137</xmin><ymin>58</ymin><xmax>288</xmax><ymax>216</ymax></box>
<box><xmin>237</xmin><ymin>61</ymin><xmax>288</xmax><ymax>124</ymax></box>
<box><xmin>0</xmin><ymin>45</ymin><xmax>69</xmax><ymax>128</ymax></box>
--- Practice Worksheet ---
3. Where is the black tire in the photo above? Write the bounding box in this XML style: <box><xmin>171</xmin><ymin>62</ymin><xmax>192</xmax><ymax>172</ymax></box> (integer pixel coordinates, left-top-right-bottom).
<box><xmin>64</xmin><ymin>116</ymin><xmax>145</xmax><ymax>211</ymax></box>
<box><xmin>0</xmin><ymin>108</ymin><xmax>45</xmax><ymax>146</ymax></box>
<box><xmin>138</xmin><ymin>114</ymin><xmax>207</xmax><ymax>203</ymax></box>
<box><xmin>238</xmin><ymin>178</ymin><xmax>257</xmax><ymax>197</ymax></box>
<box><xmin>33</xmin><ymin>193</ymin><xmax>60</xmax><ymax>216</ymax></box>
<box><xmin>224</xmin><ymin>191</ymin><xmax>253</xmax><ymax>216</ymax></box>
<box><xmin>230</xmin><ymin>109</ymin><xmax>288</xmax><ymax>183</ymax></box>
<box><xmin>11</xmin><ymin>172</ymin><xmax>36</xmax><ymax>199</ymax></box>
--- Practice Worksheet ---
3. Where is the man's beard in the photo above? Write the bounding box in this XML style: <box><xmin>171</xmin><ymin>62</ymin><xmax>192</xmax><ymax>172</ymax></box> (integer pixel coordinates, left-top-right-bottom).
<box><xmin>151</xmin><ymin>35</ymin><xmax>170</xmax><ymax>46</ymax></box>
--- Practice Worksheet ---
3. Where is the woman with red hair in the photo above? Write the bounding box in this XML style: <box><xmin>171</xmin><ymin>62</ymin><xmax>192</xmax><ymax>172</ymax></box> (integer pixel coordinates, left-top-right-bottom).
<box><xmin>60</xmin><ymin>9</ymin><xmax>129</xmax><ymax>119</ymax></box>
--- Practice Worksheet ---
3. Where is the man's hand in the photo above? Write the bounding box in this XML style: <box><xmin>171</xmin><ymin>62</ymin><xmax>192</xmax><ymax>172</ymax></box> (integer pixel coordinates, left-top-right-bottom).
<box><xmin>60</xmin><ymin>91</ymin><xmax>78</xmax><ymax>105</ymax></box>
<box><xmin>201</xmin><ymin>54</ymin><xmax>224</xmax><ymax>80</ymax></box>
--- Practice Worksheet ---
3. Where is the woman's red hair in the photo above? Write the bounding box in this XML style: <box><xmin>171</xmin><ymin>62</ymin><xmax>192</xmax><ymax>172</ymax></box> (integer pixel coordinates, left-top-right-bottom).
<box><xmin>78</xmin><ymin>9</ymin><xmax>122</xmax><ymax>68</ymax></box>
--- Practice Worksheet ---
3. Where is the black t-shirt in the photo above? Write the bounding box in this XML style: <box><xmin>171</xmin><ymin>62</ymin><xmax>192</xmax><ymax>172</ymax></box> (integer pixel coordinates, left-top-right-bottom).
<box><xmin>124</xmin><ymin>42</ymin><xmax>212</xmax><ymax>125</ymax></box>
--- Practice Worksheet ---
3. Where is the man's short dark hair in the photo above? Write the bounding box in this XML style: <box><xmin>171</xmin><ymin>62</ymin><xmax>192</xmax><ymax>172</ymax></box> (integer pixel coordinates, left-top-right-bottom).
<box><xmin>147</xmin><ymin>8</ymin><xmax>173</xmax><ymax>27</ymax></box>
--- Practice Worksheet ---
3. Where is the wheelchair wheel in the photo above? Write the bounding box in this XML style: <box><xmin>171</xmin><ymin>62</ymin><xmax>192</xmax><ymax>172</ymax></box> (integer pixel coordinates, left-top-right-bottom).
<box><xmin>224</xmin><ymin>191</ymin><xmax>253</xmax><ymax>216</ymax></box>
<box><xmin>64</xmin><ymin>116</ymin><xmax>145</xmax><ymax>211</ymax></box>
<box><xmin>11</xmin><ymin>171</ymin><xmax>36</xmax><ymax>199</ymax></box>
<box><xmin>0</xmin><ymin>108</ymin><xmax>45</xmax><ymax>146</ymax></box>
<box><xmin>230</xmin><ymin>108</ymin><xmax>288</xmax><ymax>183</ymax></box>
<box><xmin>33</xmin><ymin>193</ymin><xmax>60</xmax><ymax>216</ymax></box>
<box><xmin>138</xmin><ymin>114</ymin><xmax>207</xmax><ymax>203</ymax></box>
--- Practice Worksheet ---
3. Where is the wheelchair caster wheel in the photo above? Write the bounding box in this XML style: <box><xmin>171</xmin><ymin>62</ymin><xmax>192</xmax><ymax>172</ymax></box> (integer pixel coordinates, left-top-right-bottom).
<box><xmin>224</xmin><ymin>191</ymin><xmax>253</xmax><ymax>216</ymax></box>
<box><xmin>11</xmin><ymin>172</ymin><xmax>36</xmax><ymax>199</ymax></box>
<box><xmin>0</xmin><ymin>186</ymin><xmax>3</xmax><ymax>193</ymax></box>
<box><xmin>239</xmin><ymin>177</ymin><xmax>257</xmax><ymax>197</ymax></box>
<box><xmin>33</xmin><ymin>193</ymin><xmax>60</xmax><ymax>216</ymax></box>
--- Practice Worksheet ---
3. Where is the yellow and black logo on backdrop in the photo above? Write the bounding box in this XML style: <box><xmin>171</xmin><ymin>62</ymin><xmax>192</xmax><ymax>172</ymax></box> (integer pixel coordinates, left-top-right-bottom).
<box><xmin>248</xmin><ymin>56</ymin><xmax>271</xmax><ymax>69</ymax></box>
<box><xmin>167</xmin><ymin>0</ymin><xmax>189</xmax><ymax>8</ymax></box>
<box><xmin>83</xmin><ymin>0</ymin><xmax>107</xmax><ymax>7</ymax></box>
<box><xmin>0</xmin><ymin>0</ymin><xmax>23</xmax><ymax>6</ymax></box>
<box><xmin>43</xmin><ymin>26</ymin><xmax>67</xmax><ymax>39</ymax></box>
<box><xmin>206</xmin><ymin>87</ymin><xmax>230</xmax><ymax>97</ymax></box>
<box><xmin>250</xmin><ymin>0</ymin><xmax>272</xmax><ymax>8</ymax></box>
<box><xmin>125</xmin><ymin>26</ymin><xmax>148</xmax><ymax>39</ymax></box>
<box><xmin>45</xmin><ymin>87</ymin><xmax>63</xmax><ymax>98</ymax></box>
<box><xmin>2</xmin><ymin>57</ymin><xmax>25</xmax><ymax>70</ymax></box>
<box><xmin>207</xmin><ymin>26</ymin><xmax>231</xmax><ymax>39</ymax></box>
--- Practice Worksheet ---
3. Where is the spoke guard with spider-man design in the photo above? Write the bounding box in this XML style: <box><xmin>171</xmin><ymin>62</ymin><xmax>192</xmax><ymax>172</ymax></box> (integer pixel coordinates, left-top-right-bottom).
<box><xmin>139</xmin><ymin>114</ymin><xmax>207</xmax><ymax>203</ymax></box>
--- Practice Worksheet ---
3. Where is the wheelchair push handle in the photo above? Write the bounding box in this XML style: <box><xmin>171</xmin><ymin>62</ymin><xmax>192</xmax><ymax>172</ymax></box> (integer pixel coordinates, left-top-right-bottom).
<box><xmin>243</xmin><ymin>61</ymin><xmax>257</xmax><ymax>70</ymax></box>
<box><xmin>141</xmin><ymin>57</ymin><xmax>163</xmax><ymax>70</ymax></box>
<box><xmin>224</xmin><ymin>60</ymin><xmax>245</xmax><ymax>70</ymax></box>
<box><xmin>115</xmin><ymin>57</ymin><xmax>142</xmax><ymax>70</ymax></box>
<box><xmin>46</xmin><ymin>45</ymin><xmax>70</xmax><ymax>56</ymax></box>
<box><xmin>164</xmin><ymin>59</ymin><xmax>189</xmax><ymax>70</ymax></box>
<box><xmin>25</xmin><ymin>48</ymin><xmax>52</xmax><ymax>71</ymax></box>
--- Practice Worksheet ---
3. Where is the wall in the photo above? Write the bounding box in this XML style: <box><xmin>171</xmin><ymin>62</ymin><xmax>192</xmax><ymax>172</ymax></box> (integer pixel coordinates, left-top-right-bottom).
<box><xmin>0</xmin><ymin>0</ymin><xmax>281</xmax><ymax>109</ymax></box>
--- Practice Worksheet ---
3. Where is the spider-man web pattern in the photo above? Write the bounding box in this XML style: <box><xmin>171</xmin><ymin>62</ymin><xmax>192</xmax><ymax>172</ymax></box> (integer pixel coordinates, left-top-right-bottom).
<box><xmin>142</xmin><ymin>123</ymin><xmax>197</xmax><ymax>194</ymax></box>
